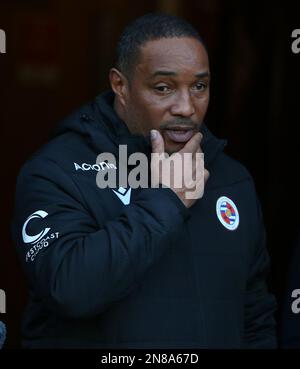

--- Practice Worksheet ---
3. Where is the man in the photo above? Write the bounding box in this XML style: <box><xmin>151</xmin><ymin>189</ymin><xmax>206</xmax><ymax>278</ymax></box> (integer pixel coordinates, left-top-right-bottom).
<box><xmin>0</xmin><ymin>321</ymin><xmax>6</xmax><ymax>349</ymax></box>
<box><xmin>12</xmin><ymin>13</ymin><xmax>277</xmax><ymax>348</ymax></box>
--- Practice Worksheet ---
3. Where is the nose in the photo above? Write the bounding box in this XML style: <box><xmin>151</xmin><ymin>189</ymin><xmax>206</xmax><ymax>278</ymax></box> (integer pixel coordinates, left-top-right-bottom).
<box><xmin>170</xmin><ymin>90</ymin><xmax>195</xmax><ymax>117</ymax></box>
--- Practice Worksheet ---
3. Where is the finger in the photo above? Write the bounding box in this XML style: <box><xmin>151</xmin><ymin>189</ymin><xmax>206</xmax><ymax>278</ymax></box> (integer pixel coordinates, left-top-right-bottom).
<box><xmin>180</xmin><ymin>132</ymin><xmax>202</xmax><ymax>154</ymax></box>
<box><xmin>150</xmin><ymin>129</ymin><xmax>165</xmax><ymax>154</ymax></box>
<box><xmin>192</xmin><ymin>146</ymin><xmax>201</xmax><ymax>160</ymax></box>
<box><xmin>204</xmin><ymin>169</ymin><xmax>210</xmax><ymax>182</ymax></box>
<box><xmin>194</xmin><ymin>150</ymin><xmax>205</xmax><ymax>174</ymax></box>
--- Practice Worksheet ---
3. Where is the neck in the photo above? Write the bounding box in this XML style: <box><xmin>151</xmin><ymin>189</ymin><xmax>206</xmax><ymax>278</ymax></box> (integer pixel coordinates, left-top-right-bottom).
<box><xmin>113</xmin><ymin>97</ymin><xmax>124</xmax><ymax>122</ymax></box>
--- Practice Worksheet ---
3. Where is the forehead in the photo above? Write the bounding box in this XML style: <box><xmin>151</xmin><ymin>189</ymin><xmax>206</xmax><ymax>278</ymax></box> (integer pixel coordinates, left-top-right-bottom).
<box><xmin>136</xmin><ymin>37</ymin><xmax>209</xmax><ymax>76</ymax></box>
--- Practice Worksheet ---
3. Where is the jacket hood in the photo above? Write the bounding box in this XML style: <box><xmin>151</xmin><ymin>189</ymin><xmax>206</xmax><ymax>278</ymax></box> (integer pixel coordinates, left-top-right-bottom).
<box><xmin>52</xmin><ymin>90</ymin><xmax>227</xmax><ymax>167</ymax></box>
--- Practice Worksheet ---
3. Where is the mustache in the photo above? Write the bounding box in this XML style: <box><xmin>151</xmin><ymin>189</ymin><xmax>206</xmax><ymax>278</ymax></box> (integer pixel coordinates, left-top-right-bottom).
<box><xmin>160</xmin><ymin>119</ymin><xmax>202</xmax><ymax>130</ymax></box>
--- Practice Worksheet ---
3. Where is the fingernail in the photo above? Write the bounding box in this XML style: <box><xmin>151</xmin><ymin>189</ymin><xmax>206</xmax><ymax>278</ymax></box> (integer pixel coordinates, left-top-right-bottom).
<box><xmin>150</xmin><ymin>129</ymin><xmax>157</xmax><ymax>140</ymax></box>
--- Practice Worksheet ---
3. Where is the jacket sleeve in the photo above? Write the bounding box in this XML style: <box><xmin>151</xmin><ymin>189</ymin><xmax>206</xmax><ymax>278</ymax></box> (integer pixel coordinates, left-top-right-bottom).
<box><xmin>243</xmin><ymin>190</ymin><xmax>278</xmax><ymax>348</ymax></box>
<box><xmin>11</xmin><ymin>157</ymin><xmax>189</xmax><ymax>319</ymax></box>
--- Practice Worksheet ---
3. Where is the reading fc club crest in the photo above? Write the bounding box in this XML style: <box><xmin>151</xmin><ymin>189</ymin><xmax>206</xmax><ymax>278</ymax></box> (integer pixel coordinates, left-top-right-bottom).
<box><xmin>216</xmin><ymin>196</ymin><xmax>239</xmax><ymax>231</ymax></box>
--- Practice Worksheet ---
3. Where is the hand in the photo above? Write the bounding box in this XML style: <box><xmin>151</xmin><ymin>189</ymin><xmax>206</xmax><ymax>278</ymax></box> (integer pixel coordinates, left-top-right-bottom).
<box><xmin>150</xmin><ymin>129</ymin><xmax>209</xmax><ymax>208</ymax></box>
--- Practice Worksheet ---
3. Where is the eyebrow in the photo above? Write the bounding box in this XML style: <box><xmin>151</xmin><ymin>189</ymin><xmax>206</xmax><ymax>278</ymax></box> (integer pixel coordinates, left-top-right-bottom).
<box><xmin>195</xmin><ymin>71</ymin><xmax>210</xmax><ymax>78</ymax></box>
<box><xmin>151</xmin><ymin>70</ymin><xmax>210</xmax><ymax>78</ymax></box>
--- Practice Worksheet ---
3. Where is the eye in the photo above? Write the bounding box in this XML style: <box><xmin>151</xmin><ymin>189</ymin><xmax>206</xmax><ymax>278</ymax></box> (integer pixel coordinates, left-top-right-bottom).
<box><xmin>192</xmin><ymin>82</ymin><xmax>207</xmax><ymax>91</ymax></box>
<box><xmin>154</xmin><ymin>85</ymin><xmax>171</xmax><ymax>93</ymax></box>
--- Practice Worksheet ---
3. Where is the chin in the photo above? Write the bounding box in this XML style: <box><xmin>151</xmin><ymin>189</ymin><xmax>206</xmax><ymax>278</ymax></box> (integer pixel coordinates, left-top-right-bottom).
<box><xmin>165</xmin><ymin>143</ymin><xmax>185</xmax><ymax>155</ymax></box>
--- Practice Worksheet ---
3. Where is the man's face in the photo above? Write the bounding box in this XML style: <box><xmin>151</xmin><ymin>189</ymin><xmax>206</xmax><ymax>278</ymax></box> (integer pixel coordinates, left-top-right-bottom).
<box><xmin>122</xmin><ymin>37</ymin><xmax>210</xmax><ymax>154</ymax></box>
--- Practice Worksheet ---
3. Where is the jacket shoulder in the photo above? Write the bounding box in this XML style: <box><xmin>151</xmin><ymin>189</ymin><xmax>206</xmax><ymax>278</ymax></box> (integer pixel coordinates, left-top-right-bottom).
<box><xmin>18</xmin><ymin>119</ymin><xmax>93</xmax><ymax>178</ymax></box>
<box><xmin>208</xmin><ymin>151</ymin><xmax>254</xmax><ymax>189</ymax></box>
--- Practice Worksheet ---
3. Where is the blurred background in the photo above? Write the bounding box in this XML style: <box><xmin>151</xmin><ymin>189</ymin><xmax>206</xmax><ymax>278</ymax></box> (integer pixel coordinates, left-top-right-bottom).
<box><xmin>0</xmin><ymin>0</ymin><xmax>299</xmax><ymax>348</ymax></box>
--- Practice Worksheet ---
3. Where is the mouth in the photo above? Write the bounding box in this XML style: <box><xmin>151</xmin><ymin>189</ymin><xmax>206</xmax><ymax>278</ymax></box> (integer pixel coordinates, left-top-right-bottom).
<box><xmin>163</xmin><ymin>126</ymin><xmax>196</xmax><ymax>143</ymax></box>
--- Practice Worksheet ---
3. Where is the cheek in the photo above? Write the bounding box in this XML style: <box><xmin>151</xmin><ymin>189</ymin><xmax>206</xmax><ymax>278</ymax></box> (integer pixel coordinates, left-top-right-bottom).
<box><xmin>126</xmin><ymin>101</ymin><xmax>160</xmax><ymax>133</ymax></box>
<box><xmin>195</xmin><ymin>95</ymin><xmax>209</xmax><ymax>117</ymax></box>
<box><xmin>134</xmin><ymin>93</ymin><xmax>168</xmax><ymax>125</ymax></box>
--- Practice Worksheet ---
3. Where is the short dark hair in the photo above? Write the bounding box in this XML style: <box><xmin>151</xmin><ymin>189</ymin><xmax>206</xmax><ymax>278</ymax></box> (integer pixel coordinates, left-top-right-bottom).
<box><xmin>115</xmin><ymin>13</ymin><xmax>206</xmax><ymax>79</ymax></box>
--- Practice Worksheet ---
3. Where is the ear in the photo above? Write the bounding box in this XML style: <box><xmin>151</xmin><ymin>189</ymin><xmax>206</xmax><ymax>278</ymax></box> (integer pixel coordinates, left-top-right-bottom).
<box><xmin>109</xmin><ymin>68</ymin><xmax>128</xmax><ymax>107</ymax></box>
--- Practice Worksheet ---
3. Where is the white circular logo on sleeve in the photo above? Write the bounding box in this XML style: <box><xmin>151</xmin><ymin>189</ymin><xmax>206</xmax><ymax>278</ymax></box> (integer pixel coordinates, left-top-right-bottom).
<box><xmin>216</xmin><ymin>196</ymin><xmax>239</xmax><ymax>231</ymax></box>
<box><xmin>22</xmin><ymin>210</ymin><xmax>51</xmax><ymax>244</ymax></box>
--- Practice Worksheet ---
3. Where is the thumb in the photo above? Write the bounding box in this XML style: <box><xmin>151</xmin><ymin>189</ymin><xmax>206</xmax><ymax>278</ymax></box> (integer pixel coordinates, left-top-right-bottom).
<box><xmin>150</xmin><ymin>129</ymin><xmax>165</xmax><ymax>154</ymax></box>
<box><xmin>204</xmin><ymin>168</ymin><xmax>210</xmax><ymax>183</ymax></box>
